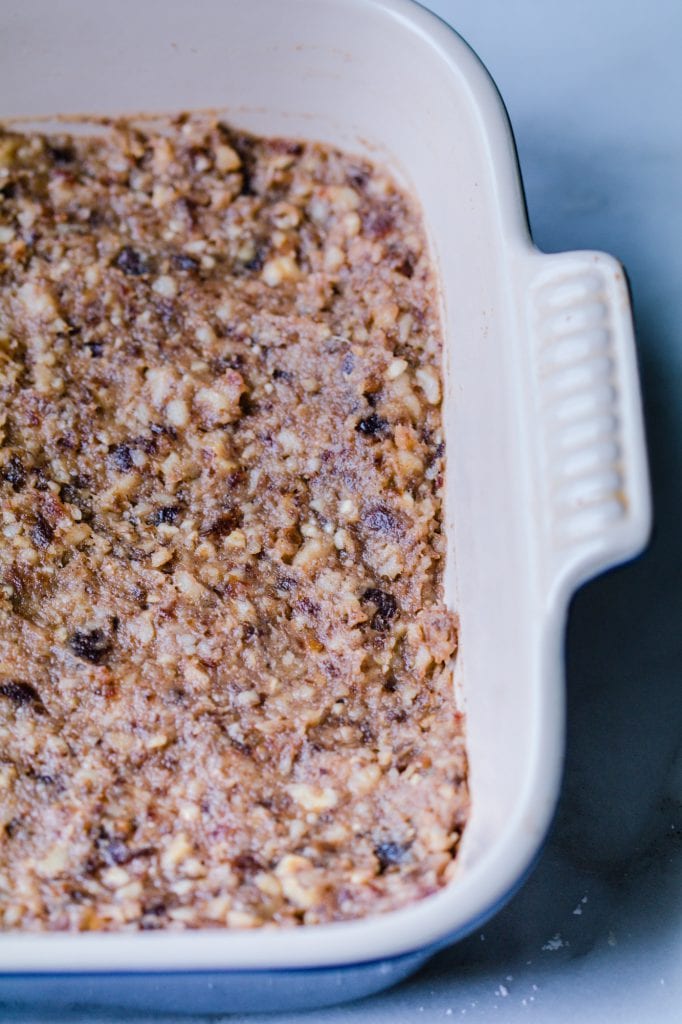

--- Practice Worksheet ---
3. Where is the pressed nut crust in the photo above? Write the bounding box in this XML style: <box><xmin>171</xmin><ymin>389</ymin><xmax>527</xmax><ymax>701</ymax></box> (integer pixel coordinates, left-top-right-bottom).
<box><xmin>0</xmin><ymin>115</ymin><xmax>468</xmax><ymax>931</ymax></box>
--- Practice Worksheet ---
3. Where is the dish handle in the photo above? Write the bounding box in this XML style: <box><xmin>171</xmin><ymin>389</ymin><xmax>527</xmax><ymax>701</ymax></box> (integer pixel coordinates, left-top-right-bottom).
<box><xmin>521</xmin><ymin>249</ymin><xmax>651</xmax><ymax>603</ymax></box>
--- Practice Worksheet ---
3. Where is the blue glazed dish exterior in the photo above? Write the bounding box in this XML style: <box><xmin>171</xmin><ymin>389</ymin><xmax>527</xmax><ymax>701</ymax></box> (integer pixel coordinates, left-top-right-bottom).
<box><xmin>0</xmin><ymin>952</ymin><xmax>431</xmax><ymax>1015</ymax></box>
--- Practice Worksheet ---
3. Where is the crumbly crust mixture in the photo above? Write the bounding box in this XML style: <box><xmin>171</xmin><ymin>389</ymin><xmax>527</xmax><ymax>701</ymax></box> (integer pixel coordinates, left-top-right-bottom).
<box><xmin>0</xmin><ymin>116</ymin><xmax>467</xmax><ymax>931</ymax></box>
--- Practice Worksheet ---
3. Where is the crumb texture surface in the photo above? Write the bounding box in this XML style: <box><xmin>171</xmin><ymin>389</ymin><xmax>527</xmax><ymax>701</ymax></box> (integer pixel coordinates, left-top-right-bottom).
<box><xmin>0</xmin><ymin>115</ymin><xmax>467</xmax><ymax>930</ymax></box>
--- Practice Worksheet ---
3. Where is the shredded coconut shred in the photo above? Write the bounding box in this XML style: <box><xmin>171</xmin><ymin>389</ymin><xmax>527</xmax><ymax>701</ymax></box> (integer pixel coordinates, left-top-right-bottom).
<box><xmin>0</xmin><ymin>115</ymin><xmax>468</xmax><ymax>931</ymax></box>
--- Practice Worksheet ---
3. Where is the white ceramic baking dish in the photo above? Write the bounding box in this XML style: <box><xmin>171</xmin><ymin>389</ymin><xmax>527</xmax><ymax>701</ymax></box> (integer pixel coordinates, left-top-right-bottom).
<box><xmin>0</xmin><ymin>0</ymin><xmax>650</xmax><ymax>1013</ymax></box>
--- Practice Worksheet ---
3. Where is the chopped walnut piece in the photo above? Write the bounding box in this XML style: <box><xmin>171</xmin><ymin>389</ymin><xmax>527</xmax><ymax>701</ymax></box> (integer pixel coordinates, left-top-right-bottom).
<box><xmin>194</xmin><ymin>371</ymin><xmax>246</xmax><ymax>427</ymax></box>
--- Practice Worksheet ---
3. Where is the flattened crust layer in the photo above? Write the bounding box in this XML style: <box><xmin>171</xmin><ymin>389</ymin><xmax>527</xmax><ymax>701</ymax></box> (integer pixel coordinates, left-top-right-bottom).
<box><xmin>0</xmin><ymin>116</ymin><xmax>467</xmax><ymax>931</ymax></box>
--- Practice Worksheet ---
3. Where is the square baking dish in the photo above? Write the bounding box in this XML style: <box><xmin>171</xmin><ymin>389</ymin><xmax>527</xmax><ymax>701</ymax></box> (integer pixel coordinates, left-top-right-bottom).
<box><xmin>0</xmin><ymin>0</ymin><xmax>650</xmax><ymax>1013</ymax></box>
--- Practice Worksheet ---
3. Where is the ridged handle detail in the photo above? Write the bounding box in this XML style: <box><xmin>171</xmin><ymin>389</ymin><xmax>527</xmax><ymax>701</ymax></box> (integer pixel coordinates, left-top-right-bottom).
<box><xmin>526</xmin><ymin>251</ymin><xmax>650</xmax><ymax>594</ymax></box>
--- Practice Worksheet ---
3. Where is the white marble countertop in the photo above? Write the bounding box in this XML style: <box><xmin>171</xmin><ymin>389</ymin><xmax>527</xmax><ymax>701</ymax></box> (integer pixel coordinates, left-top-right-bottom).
<box><xmin>11</xmin><ymin>1</ymin><xmax>682</xmax><ymax>1021</ymax></box>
